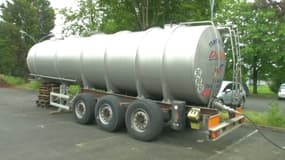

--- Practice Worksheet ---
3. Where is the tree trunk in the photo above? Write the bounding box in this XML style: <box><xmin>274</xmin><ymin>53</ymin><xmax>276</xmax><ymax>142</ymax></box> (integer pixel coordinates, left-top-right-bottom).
<box><xmin>252</xmin><ymin>55</ymin><xmax>258</xmax><ymax>94</ymax></box>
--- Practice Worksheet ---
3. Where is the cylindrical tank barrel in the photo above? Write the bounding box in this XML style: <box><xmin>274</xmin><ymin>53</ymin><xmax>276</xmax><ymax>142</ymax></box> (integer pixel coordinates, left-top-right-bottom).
<box><xmin>27</xmin><ymin>25</ymin><xmax>226</xmax><ymax>105</ymax></box>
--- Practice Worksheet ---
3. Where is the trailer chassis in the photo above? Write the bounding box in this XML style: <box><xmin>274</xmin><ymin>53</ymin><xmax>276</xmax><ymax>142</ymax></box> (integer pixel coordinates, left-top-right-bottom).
<box><xmin>44</xmin><ymin>83</ymin><xmax>244</xmax><ymax>141</ymax></box>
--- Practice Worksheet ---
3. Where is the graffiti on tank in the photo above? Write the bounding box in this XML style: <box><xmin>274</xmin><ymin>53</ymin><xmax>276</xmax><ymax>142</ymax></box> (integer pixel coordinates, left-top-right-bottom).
<box><xmin>209</xmin><ymin>39</ymin><xmax>223</xmax><ymax>48</ymax></box>
<box><xmin>201</xmin><ymin>88</ymin><xmax>211</xmax><ymax>97</ymax></box>
<box><xmin>208</xmin><ymin>38</ymin><xmax>225</xmax><ymax>61</ymax></box>
<box><xmin>208</xmin><ymin>50</ymin><xmax>225</xmax><ymax>61</ymax></box>
<box><xmin>197</xmin><ymin>39</ymin><xmax>225</xmax><ymax>97</ymax></box>
<box><xmin>194</xmin><ymin>68</ymin><xmax>204</xmax><ymax>93</ymax></box>
<box><xmin>214</xmin><ymin>64</ymin><xmax>225</xmax><ymax>76</ymax></box>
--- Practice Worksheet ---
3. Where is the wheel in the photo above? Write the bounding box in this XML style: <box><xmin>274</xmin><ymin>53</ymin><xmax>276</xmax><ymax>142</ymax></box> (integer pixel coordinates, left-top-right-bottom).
<box><xmin>125</xmin><ymin>100</ymin><xmax>163</xmax><ymax>141</ymax></box>
<box><xmin>73</xmin><ymin>93</ymin><xmax>96</xmax><ymax>124</ymax></box>
<box><xmin>95</xmin><ymin>95</ymin><xmax>125</xmax><ymax>132</ymax></box>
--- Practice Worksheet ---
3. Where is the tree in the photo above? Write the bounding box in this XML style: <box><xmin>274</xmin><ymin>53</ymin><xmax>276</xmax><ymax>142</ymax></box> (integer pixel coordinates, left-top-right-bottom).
<box><xmin>0</xmin><ymin>22</ymin><xmax>21</xmax><ymax>75</ymax></box>
<box><xmin>216</xmin><ymin>0</ymin><xmax>285</xmax><ymax>94</ymax></box>
<box><xmin>60</xmin><ymin>0</ymin><xmax>101</xmax><ymax>36</ymax></box>
<box><xmin>0</xmin><ymin>0</ymin><xmax>55</xmax><ymax>76</ymax></box>
<box><xmin>60</xmin><ymin>0</ymin><xmax>221</xmax><ymax>35</ymax></box>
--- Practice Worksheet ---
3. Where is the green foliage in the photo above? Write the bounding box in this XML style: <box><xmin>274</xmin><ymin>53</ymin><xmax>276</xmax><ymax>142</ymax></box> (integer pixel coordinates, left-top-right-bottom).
<box><xmin>0</xmin><ymin>22</ymin><xmax>21</xmax><ymax>75</ymax></box>
<box><xmin>267</xmin><ymin>102</ymin><xmax>285</xmax><ymax>127</ymax></box>
<box><xmin>2</xmin><ymin>74</ymin><xmax>40</xmax><ymax>90</ymax></box>
<box><xmin>221</xmin><ymin>103</ymin><xmax>285</xmax><ymax>128</ymax></box>
<box><xmin>60</xmin><ymin>0</ymin><xmax>100</xmax><ymax>36</ymax></box>
<box><xmin>69</xmin><ymin>85</ymin><xmax>80</xmax><ymax>95</ymax></box>
<box><xmin>244</xmin><ymin>104</ymin><xmax>285</xmax><ymax>128</ymax></box>
<box><xmin>268</xmin><ymin>76</ymin><xmax>285</xmax><ymax>93</ymax></box>
<box><xmin>0</xmin><ymin>0</ymin><xmax>55</xmax><ymax>76</ymax></box>
<box><xmin>216</xmin><ymin>0</ymin><xmax>285</xmax><ymax>94</ymax></box>
<box><xmin>3</xmin><ymin>75</ymin><xmax>26</xmax><ymax>85</ymax></box>
<box><xmin>243</xmin><ymin>110</ymin><xmax>269</xmax><ymax>126</ymax></box>
<box><xmin>248</xmin><ymin>85</ymin><xmax>276</xmax><ymax>97</ymax></box>
<box><xmin>60</xmin><ymin>0</ymin><xmax>222</xmax><ymax>35</ymax></box>
<box><xmin>21</xmin><ymin>80</ymin><xmax>41</xmax><ymax>90</ymax></box>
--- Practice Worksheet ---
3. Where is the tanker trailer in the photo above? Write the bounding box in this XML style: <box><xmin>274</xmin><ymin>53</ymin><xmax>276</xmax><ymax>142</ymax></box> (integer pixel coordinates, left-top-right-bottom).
<box><xmin>27</xmin><ymin>21</ymin><xmax>244</xmax><ymax>141</ymax></box>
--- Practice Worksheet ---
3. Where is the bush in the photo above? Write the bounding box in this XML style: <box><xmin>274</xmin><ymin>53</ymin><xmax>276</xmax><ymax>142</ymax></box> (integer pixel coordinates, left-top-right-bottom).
<box><xmin>21</xmin><ymin>80</ymin><xmax>41</xmax><ymax>90</ymax></box>
<box><xmin>3</xmin><ymin>75</ymin><xmax>25</xmax><ymax>85</ymax></box>
<box><xmin>69</xmin><ymin>85</ymin><xmax>80</xmax><ymax>95</ymax></box>
<box><xmin>2</xmin><ymin>75</ymin><xmax>40</xmax><ymax>90</ymax></box>
<box><xmin>267</xmin><ymin>70</ymin><xmax>285</xmax><ymax>93</ymax></box>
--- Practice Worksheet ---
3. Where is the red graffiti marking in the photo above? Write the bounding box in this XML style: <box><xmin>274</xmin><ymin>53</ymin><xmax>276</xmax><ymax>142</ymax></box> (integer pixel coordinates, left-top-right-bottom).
<box><xmin>215</xmin><ymin>64</ymin><xmax>225</xmax><ymax>76</ymax></box>
<box><xmin>208</xmin><ymin>50</ymin><xmax>217</xmax><ymax>60</ymax></box>
<box><xmin>208</xmin><ymin>50</ymin><xmax>225</xmax><ymax>60</ymax></box>
<box><xmin>201</xmin><ymin>89</ymin><xmax>211</xmax><ymax>97</ymax></box>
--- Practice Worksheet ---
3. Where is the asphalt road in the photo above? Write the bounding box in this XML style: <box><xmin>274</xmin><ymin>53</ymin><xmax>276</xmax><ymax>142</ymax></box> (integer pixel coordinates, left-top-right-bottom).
<box><xmin>245</xmin><ymin>96</ymin><xmax>285</xmax><ymax>113</ymax></box>
<box><xmin>0</xmin><ymin>88</ymin><xmax>284</xmax><ymax>160</ymax></box>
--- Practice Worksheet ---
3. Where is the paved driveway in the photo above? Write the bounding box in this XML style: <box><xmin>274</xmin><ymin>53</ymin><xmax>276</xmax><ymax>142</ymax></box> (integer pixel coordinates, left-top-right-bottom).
<box><xmin>0</xmin><ymin>88</ymin><xmax>284</xmax><ymax>160</ymax></box>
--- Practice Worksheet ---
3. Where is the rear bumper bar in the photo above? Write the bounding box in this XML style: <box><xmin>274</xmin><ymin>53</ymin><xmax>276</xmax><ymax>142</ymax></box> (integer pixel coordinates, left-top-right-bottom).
<box><xmin>208</xmin><ymin>115</ymin><xmax>245</xmax><ymax>141</ymax></box>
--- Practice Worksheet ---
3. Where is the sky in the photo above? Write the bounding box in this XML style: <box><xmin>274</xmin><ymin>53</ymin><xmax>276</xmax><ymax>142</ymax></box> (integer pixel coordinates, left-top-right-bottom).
<box><xmin>49</xmin><ymin>0</ymin><xmax>78</xmax><ymax>36</ymax></box>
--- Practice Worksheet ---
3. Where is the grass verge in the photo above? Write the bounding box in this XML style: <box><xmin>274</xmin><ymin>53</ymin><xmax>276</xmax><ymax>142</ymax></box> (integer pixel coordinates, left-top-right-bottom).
<box><xmin>241</xmin><ymin>103</ymin><xmax>285</xmax><ymax>128</ymax></box>
<box><xmin>19</xmin><ymin>80</ymin><xmax>41</xmax><ymax>90</ymax></box>
<box><xmin>221</xmin><ymin>103</ymin><xmax>285</xmax><ymax>128</ymax></box>
<box><xmin>2</xmin><ymin>75</ymin><xmax>26</xmax><ymax>85</ymax></box>
<box><xmin>2</xmin><ymin>75</ymin><xmax>40</xmax><ymax>90</ymax></box>
<box><xmin>2</xmin><ymin>75</ymin><xmax>80</xmax><ymax>92</ymax></box>
<box><xmin>248</xmin><ymin>85</ymin><xmax>276</xmax><ymax>98</ymax></box>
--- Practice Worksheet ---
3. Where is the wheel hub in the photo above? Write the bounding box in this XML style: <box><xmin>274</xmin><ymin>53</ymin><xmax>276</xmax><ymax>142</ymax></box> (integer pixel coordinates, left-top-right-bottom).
<box><xmin>99</xmin><ymin>104</ymin><xmax>113</xmax><ymax>125</ymax></box>
<box><xmin>75</xmin><ymin>102</ymin><xmax>86</xmax><ymax>119</ymax></box>
<box><xmin>131</xmin><ymin>110</ymin><xmax>149</xmax><ymax>133</ymax></box>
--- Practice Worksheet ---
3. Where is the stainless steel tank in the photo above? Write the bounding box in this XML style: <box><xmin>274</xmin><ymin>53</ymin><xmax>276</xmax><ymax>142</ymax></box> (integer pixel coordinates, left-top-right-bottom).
<box><xmin>27</xmin><ymin>25</ymin><xmax>226</xmax><ymax>105</ymax></box>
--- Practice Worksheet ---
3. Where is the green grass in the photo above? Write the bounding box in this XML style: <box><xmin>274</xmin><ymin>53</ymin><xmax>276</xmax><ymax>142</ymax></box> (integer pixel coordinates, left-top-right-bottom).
<box><xmin>20</xmin><ymin>80</ymin><xmax>41</xmax><ymax>90</ymax></box>
<box><xmin>245</xmin><ymin>107</ymin><xmax>285</xmax><ymax>128</ymax></box>
<box><xmin>243</xmin><ymin>110</ymin><xmax>271</xmax><ymax>126</ymax></box>
<box><xmin>220</xmin><ymin>103</ymin><xmax>285</xmax><ymax>128</ymax></box>
<box><xmin>3</xmin><ymin>75</ymin><xmax>26</xmax><ymax>85</ymax></box>
<box><xmin>2</xmin><ymin>75</ymin><xmax>40</xmax><ymax>90</ymax></box>
<box><xmin>2</xmin><ymin>75</ymin><xmax>80</xmax><ymax>92</ymax></box>
<box><xmin>244</xmin><ymin>109</ymin><xmax>285</xmax><ymax>128</ymax></box>
<box><xmin>248</xmin><ymin>85</ymin><xmax>276</xmax><ymax>98</ymax></box>
<box><xmin>266</xmin><ymin>102</ymin><xmax>285</xmax><ymax>128</ymax></box>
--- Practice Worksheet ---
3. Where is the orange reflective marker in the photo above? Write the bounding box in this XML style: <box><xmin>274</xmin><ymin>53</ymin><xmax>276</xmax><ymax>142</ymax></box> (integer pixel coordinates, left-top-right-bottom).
<box><xmin>208</xmin><ymin>114</ymin><xmax>221</xmax><ymax>129</ymax></box>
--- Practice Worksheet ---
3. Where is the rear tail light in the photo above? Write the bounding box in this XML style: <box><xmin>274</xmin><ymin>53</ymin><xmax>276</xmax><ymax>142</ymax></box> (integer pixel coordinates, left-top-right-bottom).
<box><xmin>209</xmin><ymin>131</ymin><xmax>220</xmax><ymax>139</ymax></box>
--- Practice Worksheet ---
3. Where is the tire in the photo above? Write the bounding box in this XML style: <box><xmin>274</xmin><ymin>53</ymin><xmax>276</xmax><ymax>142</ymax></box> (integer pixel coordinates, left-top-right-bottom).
<box><xmin>95</xmin><ymin>95</ymin><xmax>125</xmax><ymax>132</ymax></box>
<box><xmin>73</xmin><ymin>93</ymin><xmax>96</xmax><ymax>124</ymax></box>
<box><xmin>125</xmin><ymin>100</ymin><xmax>163</xmax><ymax>141</ymax></box>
